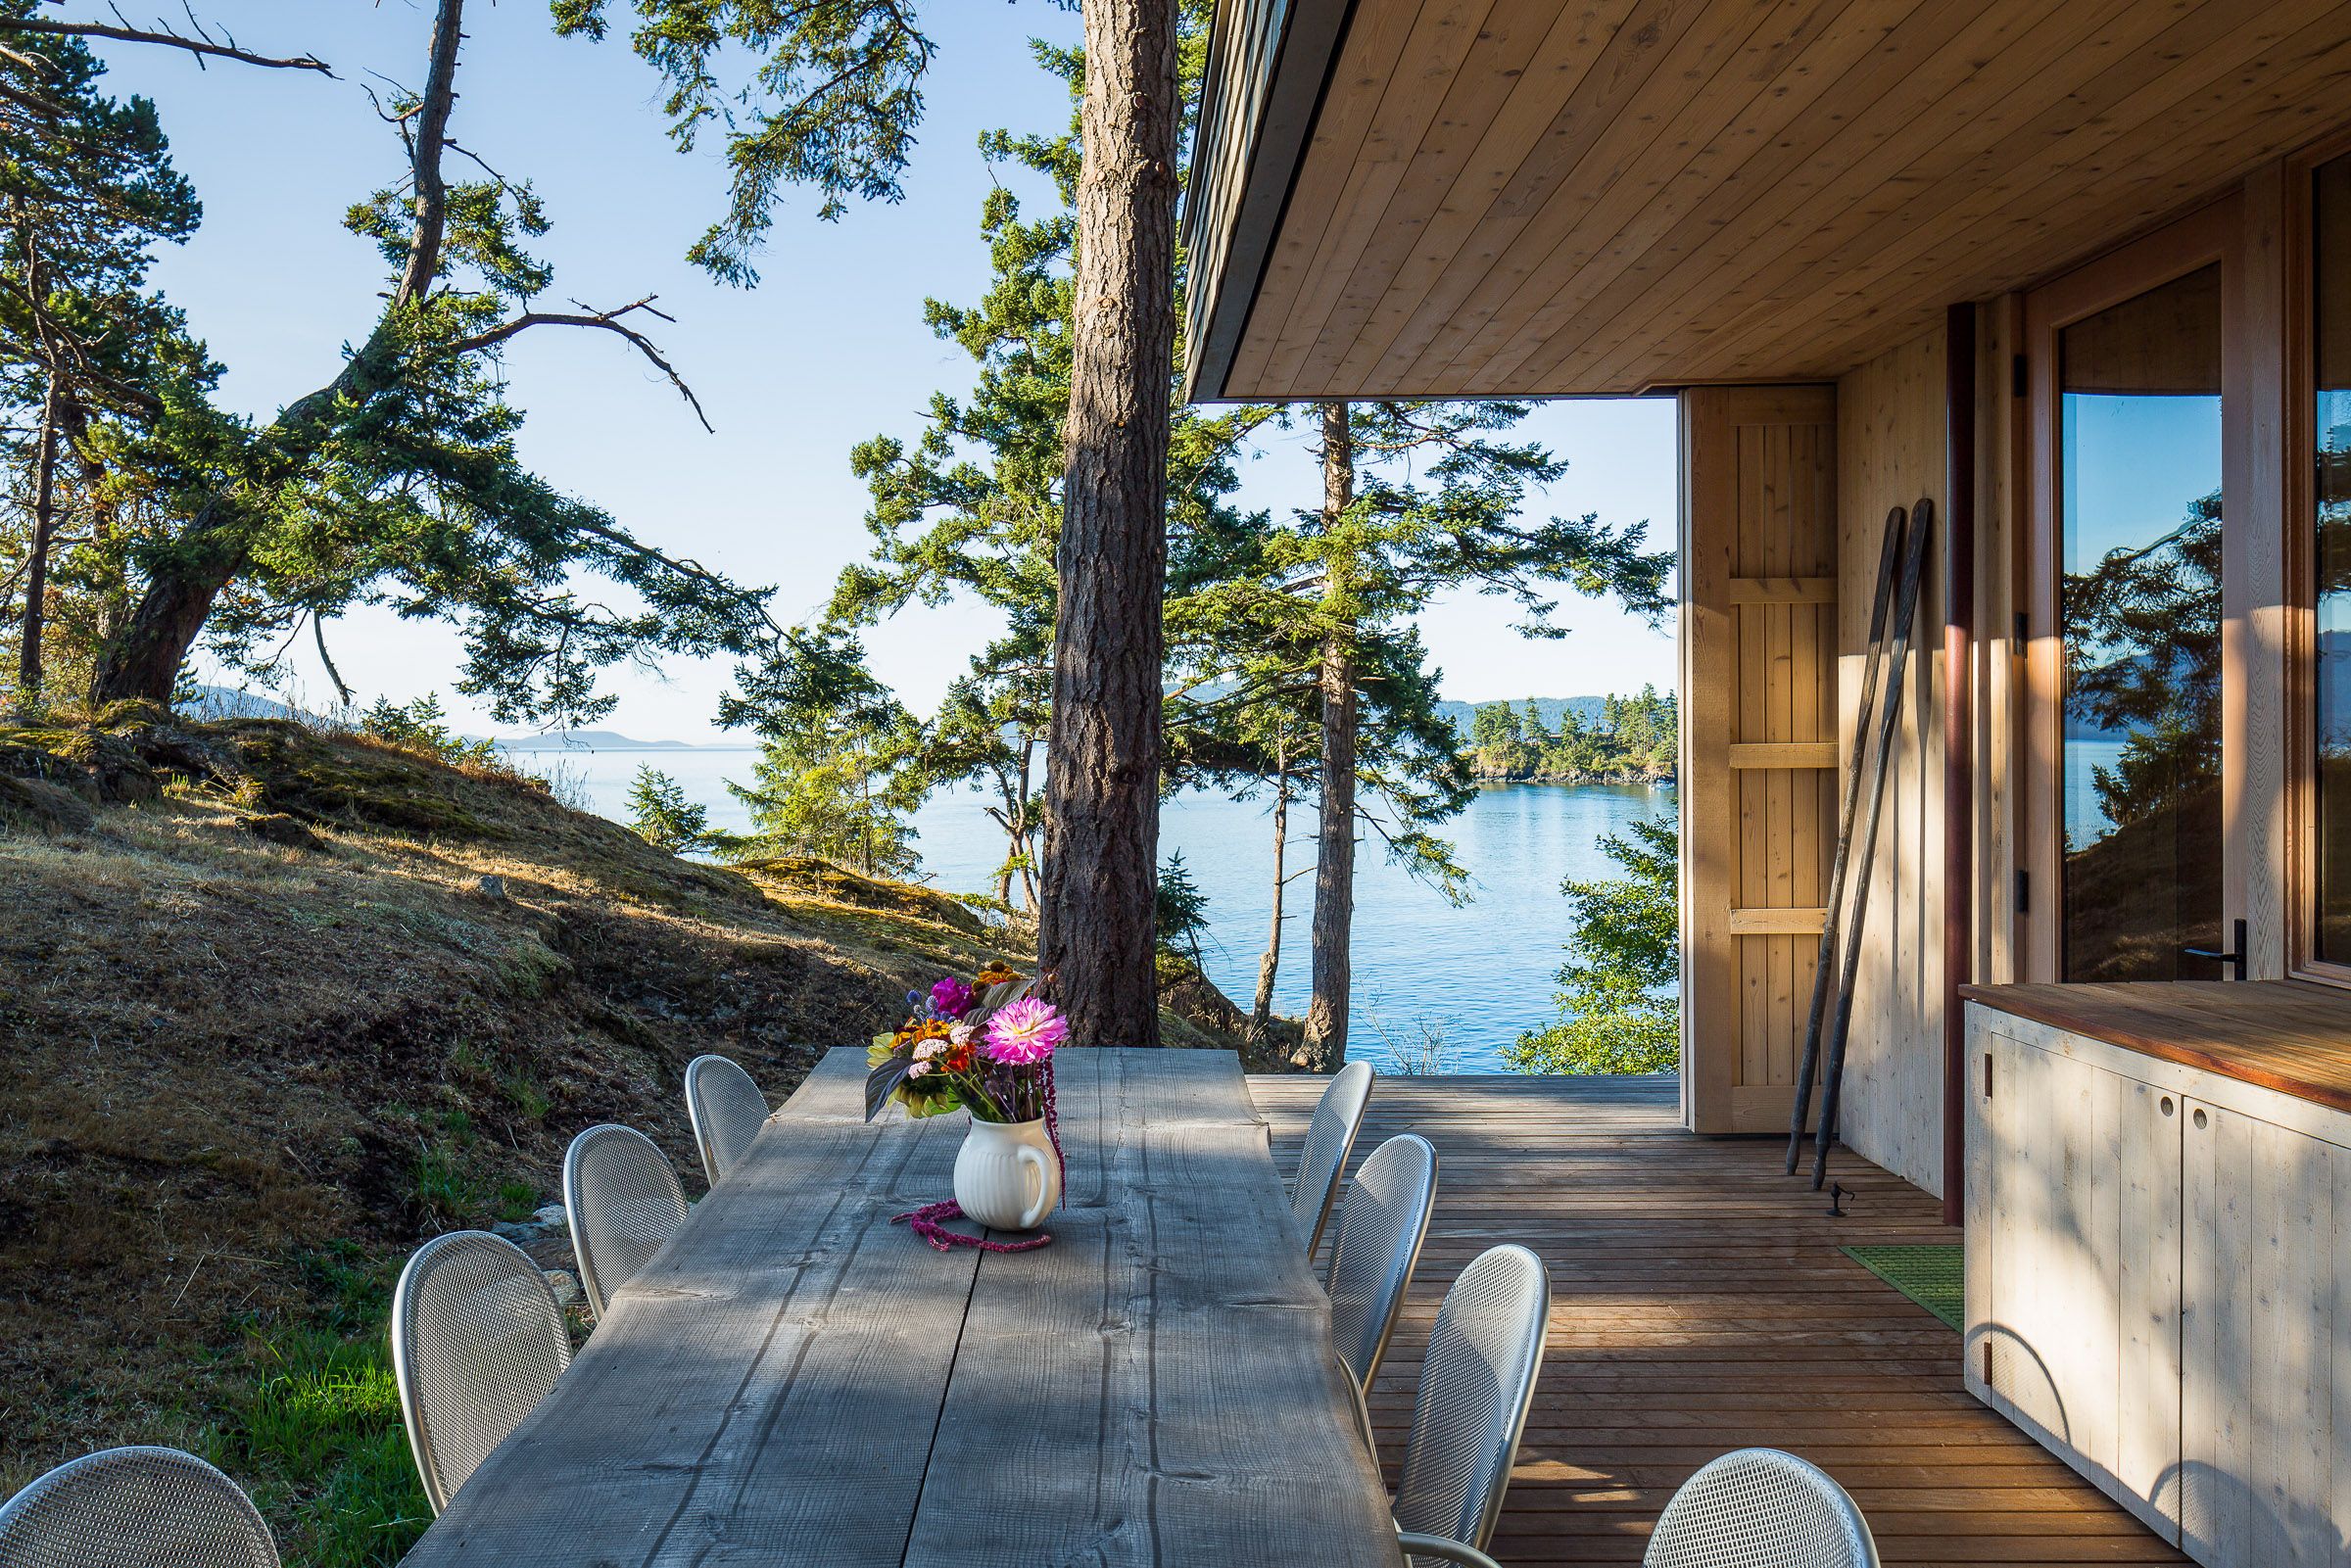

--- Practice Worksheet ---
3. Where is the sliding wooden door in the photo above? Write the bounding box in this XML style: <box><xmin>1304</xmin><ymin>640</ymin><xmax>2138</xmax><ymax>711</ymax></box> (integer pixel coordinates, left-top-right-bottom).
<box><xmin>1680</xmin><ymin>386</ymin><xmax>1840</xmax><ymax>1133</ymax></box>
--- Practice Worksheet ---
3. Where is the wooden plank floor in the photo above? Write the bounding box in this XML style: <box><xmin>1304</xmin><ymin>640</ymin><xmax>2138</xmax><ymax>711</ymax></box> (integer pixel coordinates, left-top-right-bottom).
<box><xmin>1250</xmin><ymin>1072</ymin><xmax>2192</xmax><ymax>1567</ymax></box>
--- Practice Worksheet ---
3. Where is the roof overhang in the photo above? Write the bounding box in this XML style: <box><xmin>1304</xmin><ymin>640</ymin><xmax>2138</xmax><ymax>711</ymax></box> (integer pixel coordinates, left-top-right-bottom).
<box><xmin>1181</xmin><ymin>0</ymin><xmax>2351</xmax><ymax>404</ymax></box>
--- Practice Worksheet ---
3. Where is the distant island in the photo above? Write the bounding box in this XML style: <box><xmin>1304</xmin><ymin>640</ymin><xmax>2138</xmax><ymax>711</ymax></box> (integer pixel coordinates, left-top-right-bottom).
<box><xmin>493</xmin><ymin>730</ymin><xmax>704</xmax><ymax>752</ymax></box>
<box><xmin>1451</xmin><ymin>688</ymin><xmax>1676</xmax><ymax>784</ymax></box>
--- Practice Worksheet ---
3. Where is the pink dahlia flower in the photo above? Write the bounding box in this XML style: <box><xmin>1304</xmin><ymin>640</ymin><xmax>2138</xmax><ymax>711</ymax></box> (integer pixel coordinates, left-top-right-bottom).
<box><xmin>931</xmin><ymin>976</ymin><xmax>975</xmax><ymax>1018</ymax></box>
<box><xmin>983</xmin><ymin>997</ymin><xmax>1068</xmax><ymax>1065</ymax></box>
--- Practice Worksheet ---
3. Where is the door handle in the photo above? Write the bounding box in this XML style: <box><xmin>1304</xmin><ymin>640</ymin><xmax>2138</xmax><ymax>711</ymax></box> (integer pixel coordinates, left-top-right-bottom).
<box><xmin>2183</xmin><ymin>918</ymin><xmax>2247</xmax><ymax>980</ymax></box>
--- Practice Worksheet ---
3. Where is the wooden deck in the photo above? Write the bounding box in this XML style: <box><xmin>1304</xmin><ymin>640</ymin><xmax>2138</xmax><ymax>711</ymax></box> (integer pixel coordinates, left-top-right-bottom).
<box><xmin>1250</xmin><ymin>1072</ymin><xmax>2192</xmax><ymax>1568</ymax></box>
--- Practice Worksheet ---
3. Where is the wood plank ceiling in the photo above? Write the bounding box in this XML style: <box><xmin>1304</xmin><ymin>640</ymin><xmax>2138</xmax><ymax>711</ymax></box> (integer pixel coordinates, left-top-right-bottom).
<box><xmin>1185</xmin><ymin>0</ymin><xmax>2351</xmax><ymax>402</ymax></box>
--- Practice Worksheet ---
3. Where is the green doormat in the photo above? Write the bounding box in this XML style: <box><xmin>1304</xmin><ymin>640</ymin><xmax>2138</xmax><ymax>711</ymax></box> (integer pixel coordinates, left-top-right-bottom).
<box><xmin>1842</xmin><ymin>1244</ymin><xmax>1963</xmax><ymax>1331</ymax></box>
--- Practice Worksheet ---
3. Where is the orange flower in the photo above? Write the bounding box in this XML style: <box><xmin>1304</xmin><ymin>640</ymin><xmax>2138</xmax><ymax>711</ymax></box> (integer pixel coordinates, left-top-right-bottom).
<box><xmin>976</xmin><ymin>961</ymin><xmax>1020</xmax><ymax>988</ymax></box>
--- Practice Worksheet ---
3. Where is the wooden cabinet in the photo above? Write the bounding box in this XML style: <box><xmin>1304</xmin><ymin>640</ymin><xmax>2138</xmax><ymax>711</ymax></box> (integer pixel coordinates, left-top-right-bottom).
<box><xmin>1972</xmin><ymin>1027</ymin><xmax>2180</xmax><ymax>1541</ymax></box>
<box><xmin>2178</xmin><ymin>1098</ymin><xmax>2346</xmax><ymax>1568</ymax></box>
<box><xmin>1966</xmin><ymin>1003</ymin><xmax>2351</xmax><ymax>1568</ymax></box>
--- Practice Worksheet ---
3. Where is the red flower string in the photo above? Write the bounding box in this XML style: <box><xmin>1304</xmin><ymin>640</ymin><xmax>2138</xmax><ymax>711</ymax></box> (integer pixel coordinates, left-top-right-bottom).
<box><xmin>890</xmin><ymin>1199</ymin><xmax>1053</xmax><ymax>1253</ymax></box>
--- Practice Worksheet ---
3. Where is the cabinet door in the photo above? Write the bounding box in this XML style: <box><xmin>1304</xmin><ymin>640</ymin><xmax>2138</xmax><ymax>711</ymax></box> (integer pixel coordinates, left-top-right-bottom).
<box><xmin>1979</xmin><ymin>1032</ymin><xmax>2182</xmax><ymax>1540</ymax></box>
<box><xmin>2179</xmin><ymin>1099</ymin><xmax>2346</xmax><ymax>1568</ymax></box>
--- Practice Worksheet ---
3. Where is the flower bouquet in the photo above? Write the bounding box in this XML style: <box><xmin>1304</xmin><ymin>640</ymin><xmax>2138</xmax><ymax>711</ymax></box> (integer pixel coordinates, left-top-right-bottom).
<box><xmin>868</xmin><ymin>964</ymin><xmax>1069</xmax><ymax>1240</ymax></box>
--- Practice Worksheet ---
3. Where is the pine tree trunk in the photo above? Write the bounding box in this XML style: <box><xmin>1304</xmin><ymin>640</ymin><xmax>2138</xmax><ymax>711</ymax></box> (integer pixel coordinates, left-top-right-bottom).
<box><xmin>1251</xmin><ymin>771</ymin><xmax>1288</xmax><ymax>1043</ymax></box>
<box><xmin>1037</xmin><ymin>0</ymin><xmax>1179</xmax><ymax>1048</ymax></box>
<box><xmin>1304</xmin><ymin>404</ymin><xmax>1357</xmax><ymax>1071</ymax></box>
<box><xmin>16</xmin><ymin>374</ymin><xmax>61</xmax><ymax>705</ymax></box>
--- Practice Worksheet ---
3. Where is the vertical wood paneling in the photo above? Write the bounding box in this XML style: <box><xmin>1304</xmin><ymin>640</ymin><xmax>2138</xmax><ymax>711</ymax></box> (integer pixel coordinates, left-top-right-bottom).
<box><xmin>1835</xmin><ymin>330</ymin><xmax>1951</xmax><ymax>1194</ymax></box>
<box><xmin>1682</xmin><ymin>384</ymin><xmax>1839</xmax><ymax>1132</ymax></box>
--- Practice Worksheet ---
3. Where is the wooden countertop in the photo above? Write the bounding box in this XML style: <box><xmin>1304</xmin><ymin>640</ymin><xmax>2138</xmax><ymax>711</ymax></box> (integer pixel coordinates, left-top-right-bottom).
<box><xmin>1960</xmin><ymin>980</ymin><xmax>2351</xmax><ymax>1114</ymax></box>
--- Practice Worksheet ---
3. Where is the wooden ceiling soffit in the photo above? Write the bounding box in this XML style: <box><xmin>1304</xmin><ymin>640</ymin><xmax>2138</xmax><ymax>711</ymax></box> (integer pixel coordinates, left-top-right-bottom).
<box><xmin>1182</xmin><ymin>0</ymin><xmax>2351</xmax><ymax>402</ymax></box>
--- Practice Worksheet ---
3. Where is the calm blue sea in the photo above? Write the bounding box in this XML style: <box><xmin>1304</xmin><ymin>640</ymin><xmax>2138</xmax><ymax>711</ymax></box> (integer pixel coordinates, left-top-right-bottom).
<box><xmin>512</xmin><ymin>743</ymin><xmax>1675</xmax><ymax>1071</ymax></box>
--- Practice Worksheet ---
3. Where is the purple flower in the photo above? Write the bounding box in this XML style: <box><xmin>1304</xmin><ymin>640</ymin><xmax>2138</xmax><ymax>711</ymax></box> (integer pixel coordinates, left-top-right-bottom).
<box><xmin>984</xmin><ymin>998</ymin><xmax>1068</xmax><ymax>1065</ymax></box>
<box><xmin>931</xmin><ymin>976</ymin><xmax>975</xmax><ymax>1018</ymax></box>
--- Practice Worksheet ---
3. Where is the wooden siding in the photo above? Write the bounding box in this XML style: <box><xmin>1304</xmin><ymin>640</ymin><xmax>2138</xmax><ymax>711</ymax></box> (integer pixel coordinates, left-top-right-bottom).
<box><xmin>1680</xmin><ymin>385</ymin><xmax>1838</xmax><ymax>1134</ymax></box>
<box><xmin>1187</xmin><ymin>0</ymin><xmax>2351</xmax><ymax>401</ymax></box>
<box><xmin>1833</xmin><ymin>334</ymin><xmax>1950</xmax><ymax>1195</ymax></box>
<box><xmin>1251</xmin><ymin>1071</ymin><xmax>2193</xmax><ymax>1567</ymax></box>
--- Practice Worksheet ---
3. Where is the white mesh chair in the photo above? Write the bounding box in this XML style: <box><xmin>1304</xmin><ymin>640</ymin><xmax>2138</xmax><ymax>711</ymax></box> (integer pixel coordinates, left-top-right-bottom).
<box><xmin>390</xmin><ymin>1229</ymin><xmax>572</xmax><ymax>1514</ymax></box>
<box><xmin>563</xmin><ymin>1122</ymin><xmax>689</xmax><ymax>1319</ymax></box>
<box><xmin>0</xmin><ymin>1446</ymin><xmax>277</xmax><ymax>1568</ymax></box>
<box><xmin>1391</xmin><ymin>1244</ymin><xmax>1550</xmax><ymax>1568</ymax></box>
<box><xmin>684</xmin><ymin>1054</ymin><xmax>770</xmax><ymax>1187</ymax></box>
<box><xmin>1327</xmin><ymin>1132</ymin><xmax>1438</xmax><ymax>1392</ymax></box>
<box><xmin>1290</xmin><ymin>1059</ymin><xmax>1374</xmax><ymax>1259</ymax></box>
<box><xmin>1643</xmin><ymin>1448</ymin><xmax>1881</xmax><ymax>1567</ymax></box>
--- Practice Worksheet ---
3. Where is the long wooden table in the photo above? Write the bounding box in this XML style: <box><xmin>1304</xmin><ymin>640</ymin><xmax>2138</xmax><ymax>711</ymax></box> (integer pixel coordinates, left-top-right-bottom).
<box><xmin>399</xmin><ymin>1047</ymin><xmax>1404</xmax><ymax>1566</ymax></box>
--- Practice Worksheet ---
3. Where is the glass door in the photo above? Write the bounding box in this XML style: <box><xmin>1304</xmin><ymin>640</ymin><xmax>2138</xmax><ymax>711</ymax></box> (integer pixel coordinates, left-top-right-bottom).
<box><xmin>2027</xmin><ymin>206</ymin><xmax>2238</xmax><ymax>982</ymax></box>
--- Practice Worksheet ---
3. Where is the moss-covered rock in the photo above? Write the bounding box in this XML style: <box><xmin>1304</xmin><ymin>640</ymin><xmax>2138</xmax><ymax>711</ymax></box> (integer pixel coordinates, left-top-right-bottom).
<box><xmin>0</xmin><ymin>774</ymin><xmax>95</xmax><ymax>835</ymax></box>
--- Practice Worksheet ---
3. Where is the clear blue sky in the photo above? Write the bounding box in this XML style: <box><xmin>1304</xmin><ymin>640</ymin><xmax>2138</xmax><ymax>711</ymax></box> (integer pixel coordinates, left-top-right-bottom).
<box><xmin>101</xmin><ymin>2</ymin><xmax>1678</xmax><ymax>741</ymax></box>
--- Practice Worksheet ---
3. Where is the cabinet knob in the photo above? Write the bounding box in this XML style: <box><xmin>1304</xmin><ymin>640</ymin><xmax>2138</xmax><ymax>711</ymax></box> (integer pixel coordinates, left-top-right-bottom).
<box><xmin>2192</xmin><ymin>1108</ymin><xmax>2209</xmax><ymax>1130</ymax></box>
<box><xmin>2160</xmin><ymin>1096</ymin><xmax>2175</xmax><ymax>1117</ymax></box>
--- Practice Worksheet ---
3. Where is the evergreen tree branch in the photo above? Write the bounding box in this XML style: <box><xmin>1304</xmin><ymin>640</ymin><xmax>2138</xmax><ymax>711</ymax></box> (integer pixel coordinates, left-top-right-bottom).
<box><xmin>0</xmin><ymin>9</ymin><xmax>333</xmax><ymax>74</ymax></box>
<box><xmin>443</xmin><ymin>296</ymin><xmax>712</xmax><ymax>432</ymax></box>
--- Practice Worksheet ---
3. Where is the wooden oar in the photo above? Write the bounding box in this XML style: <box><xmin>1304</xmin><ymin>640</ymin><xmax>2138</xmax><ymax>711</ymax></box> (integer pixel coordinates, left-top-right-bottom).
<box><xmin>1786</xmin><ymin>503</ymin><xmax>1907</xmax><ymax>1175</ymax></box>
<box><xmin>1810</xmin><ymin>498</ymin><xmax>1936</xmax><ymax>1190</ymax></box>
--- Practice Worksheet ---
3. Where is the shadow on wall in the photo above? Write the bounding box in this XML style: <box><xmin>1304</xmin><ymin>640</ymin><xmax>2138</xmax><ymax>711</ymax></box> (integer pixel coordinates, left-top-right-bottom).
<box><xmin>1967</xmin><ymin>1320</ymin><xmax>2071</xmax><ymax>1449</ymax></box>
<box><xmin>2155</xmin><ymin>1460</ymin><xmax>2338</xmax><ymax>1568</ymax></box>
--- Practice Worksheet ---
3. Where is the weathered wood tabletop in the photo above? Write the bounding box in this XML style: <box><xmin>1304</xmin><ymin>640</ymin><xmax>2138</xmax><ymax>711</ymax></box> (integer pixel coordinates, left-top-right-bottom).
<box><xmin>399</xmin><ymin>1047</ymin><xmax>1404</xmax><ymax>1566</ymax></box>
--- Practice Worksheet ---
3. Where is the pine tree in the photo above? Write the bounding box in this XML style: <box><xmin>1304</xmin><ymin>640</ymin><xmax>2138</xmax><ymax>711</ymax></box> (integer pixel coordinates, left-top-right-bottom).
<box><xmin>814</xmin><ymin>21</ymin><xmax>1265</xmax><ymax>926</ymax></box>
<box><xmin>1507</xmin><ymin>809</ymin><xmax>1679</xmax><ymax>1075</ymax></box>
<box><xmin>0</xmin><ymin>12</ymin><xmax>203</xmax><ymax>707</ymax></box>
<box><xmin>626</xmin><ymin>765</ymin><xmax>713</xmax><ymax>856</ymax></box>
<box><xmin>1178</xmin><ymin>400</ymin><xmax>1672</xmax><ymax>1065</ymax></box>
<box><xmin>6</xmin><ymin>2</ymin><xmax>924</xmax><ymax>726</ymax></box>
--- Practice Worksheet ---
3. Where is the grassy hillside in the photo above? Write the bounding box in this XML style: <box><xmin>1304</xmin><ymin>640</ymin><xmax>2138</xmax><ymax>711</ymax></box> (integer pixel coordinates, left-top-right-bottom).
<box><xmin>0</xmin><ymin>705</ymin><xmax>1270</xmax><ymax>1561</ymax></box>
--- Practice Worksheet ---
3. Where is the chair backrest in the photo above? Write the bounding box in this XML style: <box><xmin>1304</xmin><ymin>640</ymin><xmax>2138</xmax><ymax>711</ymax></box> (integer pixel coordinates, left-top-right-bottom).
<box><xmin>684</xmin><ymin>1054</ymin><xmax>769</xmax><ymax>1187</ymax></box>
<box><xmin>1643</xmin><ymin>1448</ymin><xmax>1881</xmax><ymax>1568</ymax></box>
<box><xmin>1291</xmin><ymin>1059</ymin><xmax>1374</xmax><ymax>1259</ymax></box>
<box><xmin>1392</xmin><ymin>1244</ymin><xmax>1550</xmax><ymax>1558</ymax></box>
<box><xmin>563</xmin><ymin>1122</ymin><xmax>689</xmax><ymax>1319</ymax></box>
<box><xmin>390</xmin><ymin>1229</ymin><xmax>572</xmax><ymax>1515</ymax></box>
<box><xmin>0</xmin><ymin>1446</ymin><xmax>277</xmax><ymax>1568</ymax></box>
<box><xmin>1327</xmin><ymin>1133</ymin><xmax>1438</xmax><ymax>1390</ymax></box>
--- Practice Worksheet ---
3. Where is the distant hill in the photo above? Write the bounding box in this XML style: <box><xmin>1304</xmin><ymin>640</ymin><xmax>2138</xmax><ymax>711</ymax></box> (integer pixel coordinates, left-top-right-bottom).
<box><xmin>493</xmin><ymin>730</ymin><xmax>700</xmax><ymax>752</ymax></box>
<box><xmin>177</xmin><ymin>684</ymin><xmax>328</xmax><ymax>726</ymax></box>
<box><xmin>1434</xmin><ymin>695</ymin><xmax>1608</xmax><ymax>741</ymax></box>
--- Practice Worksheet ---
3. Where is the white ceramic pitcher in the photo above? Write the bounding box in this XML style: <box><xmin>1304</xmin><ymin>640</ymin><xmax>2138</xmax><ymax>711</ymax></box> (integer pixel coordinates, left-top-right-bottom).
<box><xmin>953</xmin><ymin>1117</ymin><xmax>1060</xmax><ymax>1230</ymax></box>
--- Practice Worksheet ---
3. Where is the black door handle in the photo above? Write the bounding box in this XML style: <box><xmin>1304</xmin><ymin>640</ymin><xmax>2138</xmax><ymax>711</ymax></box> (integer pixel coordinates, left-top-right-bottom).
<box><xmin>2183</xmin><ymin>918</ymin><xmax>2247</xmax><ymax>980</ymax></box>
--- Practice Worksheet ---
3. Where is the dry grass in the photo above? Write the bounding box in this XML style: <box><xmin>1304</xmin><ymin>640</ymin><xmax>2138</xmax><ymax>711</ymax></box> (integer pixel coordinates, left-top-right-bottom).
<box><xmin>0</xmin><ymin>716</ymin><xmax>1048</xmax><ymax>1507</ymax></box>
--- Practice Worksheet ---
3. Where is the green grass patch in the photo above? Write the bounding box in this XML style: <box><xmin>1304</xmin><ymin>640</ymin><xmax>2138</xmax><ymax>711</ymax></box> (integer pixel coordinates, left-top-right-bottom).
<box><xmin>205</xmin><ymin>1327</ymin><xmax>430</xmax><ymax>1568</ymax></box>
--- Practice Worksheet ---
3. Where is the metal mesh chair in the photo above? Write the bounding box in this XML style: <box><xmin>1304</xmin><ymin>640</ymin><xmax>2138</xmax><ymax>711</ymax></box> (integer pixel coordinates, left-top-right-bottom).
<box><xmin>563</xmin><ymin>1122</ymin><xmax>689</xmax><ymax>1319</ymax></box>
<box><xmin>0</xmin><ymin>1446</ymin><xmax>277</xmax><ymax>1568</ymax></box>
<box><xmin>1643</xmin><ymin>1448</ymin><xmax>1880</xmax><ymax>1568</ymax></box>
<box><xmin>1327</xmin><ymin>1133</ymin><xmax>1437</xmax><ymax>1391</ymax></box>
<box><xmin>684</xmin><ymin>1054</ymin><xmax>770</xmax><ymax>1187</ymax></box>
<box><xmin>1290</xmin><ymin>1059</ymin><xmax>1374</xmax><ymax>1259</ymax></box>
<box><xmin>1391</xmin><ymin>1244</ymin><xmax>1550</xmax><ymax>1568</ymax></box>
<box><xmin>390</xmin><ymin>1229</ymin><xmax>572</xmax><ymax>1514</ymax></box>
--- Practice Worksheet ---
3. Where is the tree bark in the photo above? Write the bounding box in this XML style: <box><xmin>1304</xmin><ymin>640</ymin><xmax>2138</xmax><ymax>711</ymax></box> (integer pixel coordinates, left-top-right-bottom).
<box><xmin>1037</xmin><ymin>0</ymin><xmax>1178</xmax><ymax>1047</ymax></box>
<box><xmin>1252</xmin><ymin>765</ymin><xmax>1289</xmax><ymax>1043</ymax></box>
<box><xmin>16</xmin><ymin>373</ymin><xmax>62</xmax><ymax>705</ymax></box>
<box><xmin>88</xmin><ymin>0</ymin><xmax>468</xmax><ymax>709</ymax></box>
<box><xmin>1304</xmin><ymin>404</ymin><xmax>1357</xmax><ymax>1071</ymax></box>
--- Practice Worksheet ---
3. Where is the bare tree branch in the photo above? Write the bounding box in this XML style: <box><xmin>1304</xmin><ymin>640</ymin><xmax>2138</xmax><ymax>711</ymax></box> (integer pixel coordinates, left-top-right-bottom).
<box><xmin>444</xmin><ymin>296</ymin><xmax>713</xmax><ymax>432</ymax></box>
<box><xmin>0</xmin><ymin>10</ymin><xmax>333</xmax><ymax>74</ymax></box>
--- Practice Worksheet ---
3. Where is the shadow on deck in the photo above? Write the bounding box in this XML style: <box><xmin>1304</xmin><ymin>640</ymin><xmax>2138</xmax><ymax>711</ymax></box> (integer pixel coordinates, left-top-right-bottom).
<box><xmin>1248</xmin><ymin>1071</ymin><xmax>2190</xmax><ymax>1568</ymax></box>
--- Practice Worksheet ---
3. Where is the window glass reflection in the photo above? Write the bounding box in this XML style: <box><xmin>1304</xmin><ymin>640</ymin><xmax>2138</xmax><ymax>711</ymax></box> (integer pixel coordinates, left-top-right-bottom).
<box><xmin>2059</xmin><ymin>263</ymin><xmax>2224</xmax><ymax>981</ymax></box>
